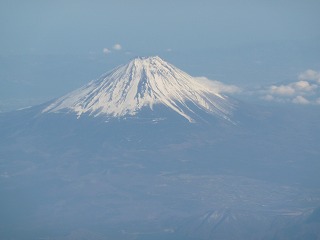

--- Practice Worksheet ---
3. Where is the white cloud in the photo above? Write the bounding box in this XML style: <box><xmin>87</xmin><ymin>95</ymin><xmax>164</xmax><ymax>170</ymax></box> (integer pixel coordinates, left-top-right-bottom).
<box><xmin>260</xmin><ymin>69</ymin><xmax>320</xmax><ymax>105</ymax></box>
<box><xmin>269</xmin><ymin>85</ymin><xmax>295</xmax><ymax>96</ymax></box>
<box><xmin>262</xmin><ymin>95</ymin><xmax>274</xmax><ymax>101</ymax></box>
<box><xmin>195</xmin><ymin>77</ymin><xmax>241</xmax><ymax>94</ymax></box>
<box><xmin>113</xmin><ymin>43</ymin><xmax>122</xmax><ymax>50</ymax></box>
<box><xmin>293</xmin><ymin>80</ymin><xmax>317</xmax><ymax>92</ymax></box>
<box><xmin>292</xmin><ymin>96</ymin><xmax>309</xmax><ymax>105</ymax></box>
<box><xmin>298</xmin><ymin>69</ymin><xmax>320</xmax><ymax>81</ymax></box>
<box><xmin>268</xmin><ymin>81</ymin><xmax>317</xmax><ymax>97</ymax></box>
<box><xmin>103</xmin><ymin>48</ymin><xmax>111</xmax><ymax>54</ymax></box>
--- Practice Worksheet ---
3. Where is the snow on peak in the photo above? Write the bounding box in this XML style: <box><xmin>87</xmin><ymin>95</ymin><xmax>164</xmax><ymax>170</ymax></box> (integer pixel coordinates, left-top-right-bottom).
<box><xmin>43</xmin><ymin>56</ymin><xmax>233</xmax><ymax>122</ymax></box>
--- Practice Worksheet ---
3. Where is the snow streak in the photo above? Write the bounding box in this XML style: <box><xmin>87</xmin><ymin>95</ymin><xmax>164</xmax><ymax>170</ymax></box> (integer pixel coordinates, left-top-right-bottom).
<box><xmin>43</xmin><ymin>56</ymin><xmax>233</xmax><ymax>122</ymax></box>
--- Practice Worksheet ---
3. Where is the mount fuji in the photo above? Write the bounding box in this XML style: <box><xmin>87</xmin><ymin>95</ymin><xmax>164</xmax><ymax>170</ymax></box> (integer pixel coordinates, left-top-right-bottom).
<box><xmin>0</xmin><ymin>57</ymin><xmax>320</xmax><ymax>240</ymax></box>
<box><xmin>43</xmin><ymin>56</ymin><xmax>234</xmax><ymax>123</ymax></box>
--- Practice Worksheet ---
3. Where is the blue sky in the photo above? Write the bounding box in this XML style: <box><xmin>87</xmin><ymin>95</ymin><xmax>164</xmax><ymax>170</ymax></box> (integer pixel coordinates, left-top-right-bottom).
<box><xmin>1</xmin><ymin>0</ymin><xmax>320</xmax><ymax>110</ymax></box>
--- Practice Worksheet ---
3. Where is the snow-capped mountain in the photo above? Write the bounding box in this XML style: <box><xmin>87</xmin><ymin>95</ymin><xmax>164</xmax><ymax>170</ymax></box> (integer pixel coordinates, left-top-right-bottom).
<box><xmin>43</xmin><ymin>56</ymin><xmax>233</xmax><ymax>122</ymax></box>
<box><xmin>1</xmin><ymin>57</ymin><xmax>320</xmax><ymax>240</ymax></box>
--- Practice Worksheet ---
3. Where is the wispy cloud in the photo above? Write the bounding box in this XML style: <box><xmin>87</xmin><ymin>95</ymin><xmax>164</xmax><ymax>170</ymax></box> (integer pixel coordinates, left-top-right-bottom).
<box><xmin>113</xmin><ymin>43</ymin><xmax>122</xmax><ymax>50</ymax></box>
<box><xmin>102</xmin><ymin>48</ymin><xmax>111</xmax><ymax>55</ymax></box>
<box><xmin>298</xmin><ymin>69</ymin><xmax>320</xmax><ymax>82</ymax></box>
<box><xmin>292</xmin><ymin>96</ymin><xmax>310</xmax><ymax>105</ymax></box>
<box><xmin>195</xmin><ymin>77</ymin><xmax>241</xmax><ymax>94</ymax></box>
<box><xmin>102</xmin><ymin>43</ymin><xmax>122</xmax><ymax>55</ymax></box>
<box><xmin>269</xmin><ymin>85</ymin><xmax>295</xmax><ymax>96</ymax></box>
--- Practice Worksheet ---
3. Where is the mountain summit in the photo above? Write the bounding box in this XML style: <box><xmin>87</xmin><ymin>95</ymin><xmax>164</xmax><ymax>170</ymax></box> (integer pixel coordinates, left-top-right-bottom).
<box><xmin>43</xmin><ymin>56</ymin><xmax>233</xmax><ymax>122</ymax></box>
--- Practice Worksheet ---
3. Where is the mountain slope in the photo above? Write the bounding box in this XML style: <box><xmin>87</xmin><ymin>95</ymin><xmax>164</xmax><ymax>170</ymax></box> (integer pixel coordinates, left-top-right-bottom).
<box><xmin>43</xmin><ymin>56</ymin><xmax>233</xmax><ymax>122</ymax></box>
<box><xmin>1</xmin><ymin>57</ymin><xmax>320</xmax><ymax>240</ymax></box>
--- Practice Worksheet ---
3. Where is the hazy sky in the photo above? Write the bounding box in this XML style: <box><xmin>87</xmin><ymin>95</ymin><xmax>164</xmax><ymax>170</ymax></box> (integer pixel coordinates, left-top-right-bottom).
<box><xmin>1</xmin><ymin>0</ymin><xmax>320</xmax><ymax>110</ymax></box>
<box><xmin>1</xmin><ymin>0</ymin><xmax>320</xmax><ymax>55</ymax></box>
